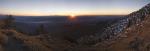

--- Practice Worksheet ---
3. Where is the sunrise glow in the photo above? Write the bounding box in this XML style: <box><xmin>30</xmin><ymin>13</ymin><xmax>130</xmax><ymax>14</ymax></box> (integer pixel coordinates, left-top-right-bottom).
<box><xmin>70</xmin><ymin>14</ymin><xmax>76</xmax><ymax>18</ymax></box>
<box><xmin>0</xmin><ymin>0</ymin><xmax>149</xmax><ymax>16</ymax></box>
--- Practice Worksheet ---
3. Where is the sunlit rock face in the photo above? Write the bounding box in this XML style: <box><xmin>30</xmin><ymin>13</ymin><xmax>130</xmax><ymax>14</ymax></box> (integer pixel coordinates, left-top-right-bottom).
<box><xmin>77</xmin><ymin>3</ymin><xmax>150</xmax><ymax>45</ymax></box>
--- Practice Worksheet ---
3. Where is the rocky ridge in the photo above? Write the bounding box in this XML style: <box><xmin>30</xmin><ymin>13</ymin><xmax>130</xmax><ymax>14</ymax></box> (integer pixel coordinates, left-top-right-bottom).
<box><xmin>77</xmin><ymin>3</ymin><xmax>150</xmax><ymax>46</ymax></box>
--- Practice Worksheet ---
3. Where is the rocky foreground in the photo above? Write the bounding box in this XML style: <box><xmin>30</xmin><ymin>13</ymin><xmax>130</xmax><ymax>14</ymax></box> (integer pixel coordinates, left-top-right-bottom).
<box><xmin>0</xmin><ymin>3</ymin><xmax>150</xmax><ymax>51</ymax></box>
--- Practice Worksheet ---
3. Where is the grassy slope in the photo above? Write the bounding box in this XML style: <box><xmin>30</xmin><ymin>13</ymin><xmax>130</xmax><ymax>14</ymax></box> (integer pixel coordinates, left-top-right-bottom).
<box><xmin>109</xmin><ymin>15</ymin><xmax>150</xmax><ymax>51</ymax></box>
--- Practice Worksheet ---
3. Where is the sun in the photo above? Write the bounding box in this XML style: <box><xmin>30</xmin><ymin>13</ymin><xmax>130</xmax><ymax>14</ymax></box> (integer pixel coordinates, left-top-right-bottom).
<box><xmin>70</xmin><ymin>14</ymin><xmax>76</xmax><ymax>18</ymax></box>
<box><xmin>68</xmin><ymin>14</ymin><xmax>76</xmax><ymax>21</ymax></box>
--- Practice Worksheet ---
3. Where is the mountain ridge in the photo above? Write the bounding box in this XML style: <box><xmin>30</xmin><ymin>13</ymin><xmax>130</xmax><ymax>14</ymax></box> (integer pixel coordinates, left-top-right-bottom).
<box><xmin>76</xmin><ymin>2</ymin><xmax>150</xmax><ymax>48</ymax></box>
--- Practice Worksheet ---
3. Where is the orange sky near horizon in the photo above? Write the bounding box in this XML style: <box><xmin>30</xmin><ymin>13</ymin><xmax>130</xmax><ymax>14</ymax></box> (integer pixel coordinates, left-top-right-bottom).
<box><xmin>0</xmin><ymin>0</ymin><xmax>149</xmax><ymax>16</ymax></box>
<box><xmin>0</xmin><ymin>8</ymin><xmax>135</xmax><ymax>16</ymax></box>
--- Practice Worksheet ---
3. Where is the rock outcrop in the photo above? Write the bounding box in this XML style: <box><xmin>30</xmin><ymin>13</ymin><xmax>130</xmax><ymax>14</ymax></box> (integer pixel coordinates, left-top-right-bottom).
<box><xmin>77</xmin><ymin>3</ymin><xmax>150</xmax><ymax>46</ymax></box>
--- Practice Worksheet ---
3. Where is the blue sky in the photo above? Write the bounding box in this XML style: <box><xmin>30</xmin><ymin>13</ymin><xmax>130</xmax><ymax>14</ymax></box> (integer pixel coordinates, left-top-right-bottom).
<box><xmin>0</xmin><ymin>0</ymin><xmax>150</xmax><ymax>16</ymax></box>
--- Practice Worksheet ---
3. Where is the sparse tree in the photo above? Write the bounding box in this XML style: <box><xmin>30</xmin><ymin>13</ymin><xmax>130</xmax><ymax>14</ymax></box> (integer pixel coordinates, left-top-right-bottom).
<box><xmin>146</xmin><ymin>44</ymin><xmax>150</xmax><ymax>51</ymax></box>
<box><xmin>3</xmin><ymin>15</ymin><xmax>15</xmax><ymax>29</ymax></box>
<box><xmin>128</xmin><ymin>37</ymin><xmax>144</xmax><ymax>51</ymax></box>
<box><xmin>36</xmin><ymin>24</ymin><xmax>47</xmax><ymax>34</ymax></box>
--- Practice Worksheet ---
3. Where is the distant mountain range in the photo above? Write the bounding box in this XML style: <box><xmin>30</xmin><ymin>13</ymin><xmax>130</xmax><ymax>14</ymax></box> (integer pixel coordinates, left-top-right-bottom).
<box><xmin>13</xmin><ymin>16</ymin><xmax>122</xmax><ymax>34</ymax></box>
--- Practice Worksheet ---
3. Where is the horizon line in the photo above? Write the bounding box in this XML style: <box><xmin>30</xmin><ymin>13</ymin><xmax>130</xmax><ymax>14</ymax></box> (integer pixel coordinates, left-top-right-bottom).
<box><xmin>0</xmin><ymin>14</ymin><xmax>128</xmax><ymax>16</ymax></box>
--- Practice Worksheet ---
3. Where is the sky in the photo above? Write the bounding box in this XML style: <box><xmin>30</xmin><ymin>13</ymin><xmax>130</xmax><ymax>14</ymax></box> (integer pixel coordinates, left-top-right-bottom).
<box><xmin>0</xmin><ymin>0</ymin><xmax>150</xmax><ymax>16</ymax></box>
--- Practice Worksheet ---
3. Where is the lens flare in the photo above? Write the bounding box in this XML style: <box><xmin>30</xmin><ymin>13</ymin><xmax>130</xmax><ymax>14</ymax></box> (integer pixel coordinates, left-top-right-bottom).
<box><xmin>70</xmin><ymin>14</ymin><xmax>75</xmax><ymax>18</ymax></box>
<box><xmin>68</xmin><ymin>14</ymin><xmax>76</xmax><ymax>21</ymax></box>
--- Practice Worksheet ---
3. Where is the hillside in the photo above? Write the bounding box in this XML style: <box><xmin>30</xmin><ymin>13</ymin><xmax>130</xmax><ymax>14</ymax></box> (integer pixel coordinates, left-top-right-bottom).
<box><xmin>93</xmin><ymin>3</ymin><xmax>150</xmax><ymax>51</ymax></box>
<box><xmin>109</xmin><ymin>13</ymin><xmax>150</xmax><ymax>51</ymax></box>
